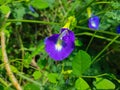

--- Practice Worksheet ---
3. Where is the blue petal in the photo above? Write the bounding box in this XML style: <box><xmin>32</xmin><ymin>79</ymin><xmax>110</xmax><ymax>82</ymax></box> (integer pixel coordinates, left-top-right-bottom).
<box><xmin>45</xmin><ymin>29</ymin><xmax>75</xmax><ymax>61</ymax></box>
<box><xmin>116</xmin><ymin>25</ymin><xmax>120</xmax><ymax>34</ymax></box>
<box><xmin>88</xmin><ymin>16</ymin><xmax>100</xmax><ymax>30</ymax></box>
<box><xmin>29</xmin><ymin>6</ymin><xmax>35</xmax><ymax>13</ymax></box>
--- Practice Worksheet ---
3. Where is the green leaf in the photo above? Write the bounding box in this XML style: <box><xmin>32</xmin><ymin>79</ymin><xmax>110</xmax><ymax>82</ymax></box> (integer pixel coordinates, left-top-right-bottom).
<box><xmin>95</xmin><ymin>78</ymin><xmax>115</xmax><ymax>89</ymax></box>
<box><xmin>111</xmin><ymin>1</ymin><xmax>120</xmax><ymax>9</ymax></box>
<box><xmin>0</xmin><ymin>5</ymin><xmax>10</xmax><ymax>14</ymax></box>
<box><xmin>31</xmin><ymin>0</ymin><xmax>49</xmax><ymax>9</ymax></box>
<box><xmin>0</xmin><ymin>1</ymin><xmax>5</xmax><ymax>5</ymax></box>
<box><xmin>14</xmin><ymin>6</ymin><xmax>25</xmax><ymax>19</ymax></box>
<box><xmin>32</xmin><ymin>71</ymin><xmax>42</xmax><ymax>80</ymax></box>
<box><xmin>12</xmin><ymin>3</ymin><xmax>26</xmax><ymax>25</ymax></box>
<box><xmin>75</xmin><ymin>78</ymin><xmax>90</xmax><ymax>90</ymax></box>
<box><xmin>0</xmin><ymin>84</ymin><xmax>4</xmax><ymax>90</ymax></box>
<box><xmin>72</xmin><ymin>50</ymin><xmax>91</xmax><ymax>76</ymax></box>
<box><xmin>75</xmin><ymin>39</ymin><xmax>83</xmax><ymax>47</ymax></box>
<box><xmin>4</xmin><ymin>86</ymin><xmax>15</xmax><ymax>90</ymax></box>
<box><xmin>28</xmin><ymin>11</ymin><xmax>39</xmax><ymax>18</ymax></box>
<box><xmin>37</xmin><ymin>59</ymin><xmax>47</xmax><ymax>69</ymax></box>
<box><xmin>48</xmin><ymin>73</ymin><xmax>58</xmax><ymax>83</ymax></box>
<box><xmin>24</xmin><ymin>42</ymin><xmax>44</xmax><ymax>68</ymax></box>
<box><xmin>24</xmin><ymin>83</ymin><xmax>40</xmax><ymax>90</ymax></box>
<box><xmin>10</xmin><ymin>65</ymin><xmax>19</xmax><ymax>73</ymax></box>
<box><xmin>45</xmin><ymin>0</ymin><xmax>55</xmax><ymax>8</ymax></box>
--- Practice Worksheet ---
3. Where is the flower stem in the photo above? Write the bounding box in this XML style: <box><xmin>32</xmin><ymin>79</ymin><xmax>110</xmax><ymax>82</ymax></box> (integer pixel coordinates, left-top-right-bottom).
<box><xmin>75</xmin><ymin>32</ymin><xmax>120</xmax><ymax>44</ymax></box>
<box><xmin>17</xmin><ymin>73</ymin><xmax>43</xmax><ymax>90</ymax></box>
<box><xmin>7</xmin><ymin>19</ymin><xmax>59</xmax><ymax>25</ymax></box>
<box><xmin>75</xmin><ymin>26</ymin><xmax>119</xmax><ymax>36</ymax></box>
<box><xmin>82</xmin><ymin>73</ymin><xmax>108</xmax><ymax>78</ymax></box>
<box><xmin>91</xmin><ymin>35</ymin><xmax>119</xmax><ymax>64</ymax></box>
<box><xmin>85</xmin><ymin>31</ymin><xmax>97</xmax><ymax>51</ymax></box>
<box><xmin>1</xmin><ymin>12</ymin><xmax>22</xmax><ymax>90</ymax></box>
<box><xmin>76</xmin><ymin>0</ymin><xmax>95</xmax><ymax>20</ymax></box>
<box><xmin>15</xmin><ymin>26</ymin><xmax>24</xmax><ymax>85</ymax></box>
<box><xmin>95</xmin><ymin>1</ymin><xmax>111</xmax><ymax>4</ymax></box>
<box><xmin>0</xmin><ymin>77</ymin><xmax>9</xmax><ymax>87</ymax></box>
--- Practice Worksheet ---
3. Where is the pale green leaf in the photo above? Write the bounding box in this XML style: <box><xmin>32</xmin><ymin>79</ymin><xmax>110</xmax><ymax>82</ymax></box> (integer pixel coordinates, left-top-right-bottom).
<box><xmin>72</xmin><ymin>50</ymin><xmax>91</xmax><ymax>76</ymax></box>
<box><xmin>95</xmin><ymin>78</ymin><xmax>115</xmax><ymax>89</ymax></box>
<box><xmin>75</xmin><ymin>39</ymin><xmax>83</xmax><ymax>47</ymax></box>
<box><xmin>31</xmin><ymin>0</ymin><xmax>49</xmax><ymax>9</ymax></box>
<box><xmin>32</xmin><ymin>71</ymin><xmax>42</xmax><ymax>80</ymax></box>
<box><xmin>0</xmin><ymin>5</ymin><xmax>10</xmax><ymax>14</ymax></box>
<box><xmin>75</xmin><ymin>78</ymin><xmax>90</xmax><ymax>90</ymax></box>
<box><xmin>24</xmin><ymin>42</ymin><xmax>44</xmax><ymax>68</ymax></box>
<box><xmin>24</xmin><ymin>83</ymin><xmax>40</xmax><ymax>90</ymax></box>
<box><xmin>48</xmin><ymin>73</ymin><xmax>58</xmax><ymax>83</ymax></box>
<box><xmin>10</xmin><ymin>65</ymin><xmax>19</xmax><ymax>73</ymax></box>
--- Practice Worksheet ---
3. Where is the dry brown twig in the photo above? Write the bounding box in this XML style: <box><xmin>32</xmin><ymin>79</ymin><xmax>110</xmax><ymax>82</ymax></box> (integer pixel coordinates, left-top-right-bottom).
<box><xmin>1</xmin><ymin>12</ymin><xmax>22</xmax><ymax>90</ymax></box>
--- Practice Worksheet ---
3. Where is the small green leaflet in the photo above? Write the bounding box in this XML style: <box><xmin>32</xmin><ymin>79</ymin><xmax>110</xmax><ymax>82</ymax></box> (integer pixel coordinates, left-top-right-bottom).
<box><xmin>31</xmin><ymin>0</ymin><xmax>49</xmax><ymax>9</ymax></box>
<box><xmin>75</xmin><ymin>77</ymin><xmax>90</xmax><ymax>90</ymax></box>
<box><xmin>32</xmin><ymin>71</ymin><xmax>42</xmax><ymax>80</ymax></box>
<box><xmin>94</xmin><ymin>78</ymin><xmax>115</xmax><ymax>89</ymax></box>
<box><xmin>47</xmin><ymin>73</ymin><xmax>58</xmax><ymax>83</ymax></box>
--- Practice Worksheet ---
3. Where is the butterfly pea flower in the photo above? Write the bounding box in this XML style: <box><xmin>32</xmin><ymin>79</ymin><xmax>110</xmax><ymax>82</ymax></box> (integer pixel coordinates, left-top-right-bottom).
<box><xmin>116</xmin><ymin>25</ymin><xmax>120</xmax><ymax>34</ymax></box>
<box><xmin>88</xmin><ymin>15</ymin><xmax>100</xmax><ymax>30</ymax></box>
<box><xmin>29</xmin><ymin>6</ymin><xmax>35</xmax><ymax>13</ymax></box>
<box><xmin>45</xmin><ymin>28</ymin><xmax>75</xmax><ymax>61</ymax></box>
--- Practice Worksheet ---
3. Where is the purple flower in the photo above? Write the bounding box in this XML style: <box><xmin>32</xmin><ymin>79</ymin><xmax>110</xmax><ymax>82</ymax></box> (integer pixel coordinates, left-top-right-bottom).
<box><xmin>88</xmin><ymin>15</ymin><xmax>100</xmax><ymax>30</ymax></box>
<box><xmin>45</xmin><ymin>28</ymin><xmax>75</xmax><ymax>61</ymax></box>
<box><xmin>29</xmin><ymin>6</ymin><xmax>35</xmax><ymax>13</ymax></box>
<box><xmin>116</xmin><ymin>25</ymin><xmax>120</xmax><ymax>34</ymax></box>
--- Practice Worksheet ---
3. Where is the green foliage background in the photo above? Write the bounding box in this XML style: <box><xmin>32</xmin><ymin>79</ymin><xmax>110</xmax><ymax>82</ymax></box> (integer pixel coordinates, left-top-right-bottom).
<box><xmin>0</xmin><ymin>0</ymin><xmax>120</xmax><ymax>90</ymax></box>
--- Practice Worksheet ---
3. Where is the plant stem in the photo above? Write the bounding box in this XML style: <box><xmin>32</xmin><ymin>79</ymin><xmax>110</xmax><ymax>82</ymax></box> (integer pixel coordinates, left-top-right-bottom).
<box><xmin>7</xmin><ymin>19</ymin><xmax>59</xmax><ymax>25</ymax></box>
<box><xmin>94</xmin><ymin>1</ymin><xmax>111</xmax><ymax>4</ymax></box>
<box><xmin>1</xmin><ymin>12</ymin><xmax>22</xmax><ymax>90</ymax></box>
<box><xmin>76</xmin><ymin>26</ymin><xmax>118</xmax><ymax>36</ymax></box>
<box><xmin>96</xmin><ymin>49</ymin><xmax>113</xmax><ymax>63</ymax></box>
<box><xmin>7</xmin><ymin>19</ymin><xmax>119</xmax><ymax>37</ymax></box>
<box><xmin>17</xmin><ymin>73</ymin><xmax>43</xmax><ymax>90</ymax></box>
<box><xmin>86</xmin><ymin>31</ymin><xmax>97</xmax><ymax>51</ymax></box>
<box><xmin>15</xmin><ymin>26</ymin><xmax>24</xmax><ymax>84</ymax></box>
<box><xmin>82</xmin><ymin>73</ymin><xmax>108</xmax><ymax>78</ymax></box>
<box><xmin>75</xmin><ymin>32</ymin><xmax>120</xmax><ymax>44</ymax></box>
<box><xmin>91</xmin><ymin>35</ymin><xmax>119</xmax><ymax>64</ymax></box>
<box><xmin>76</xmin><ymin>0</ymin><xmax>95</xmax><ymax>20</ymax></box>
<box><xmin>0</xmin><ymin>77</ymin><xmax>9</xmax><ymax>87</ymax></box>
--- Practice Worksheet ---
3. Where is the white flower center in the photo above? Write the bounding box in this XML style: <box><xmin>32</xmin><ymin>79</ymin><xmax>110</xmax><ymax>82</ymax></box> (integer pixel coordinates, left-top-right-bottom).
<box><xmin>55</xmin><ymin>43</ymin><xmax>62</xmax><ymax>51</ymax></box>
<box><xmin>54</xmin><ymin>30</ymin><xmax>68</xmax><ymax>52</ymax></box>
<box><xmin>59</xmin><ymin>30</ymin><xmax>68</xmax><ymax>40</ymax></box>
<box><xmin>91</xmin><ymin>21</ymin><xmax>96</xmax><ymax>27</ymax></box>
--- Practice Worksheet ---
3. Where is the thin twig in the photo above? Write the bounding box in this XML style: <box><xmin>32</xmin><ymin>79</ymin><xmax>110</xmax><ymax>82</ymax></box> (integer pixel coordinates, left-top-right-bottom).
<box><xmin>91</xmin><ymin>35</ymin><xmax>119</xmax><ymax>64</ymax></box>
<box><xmin>1</xmin><ymin>12</ymin><xmax>22</xmax><ymax>90</ymax></box>
<box><xmin>17</xmin><ymin>73</ymin><xmax>43</xmax><ymax>90</ymax></box>
<box><xmin>0</xmin><ymin>77</ymin><xmax>9</xmax><ymax>87</ymax></box>
<box><xmin>85</xmin><ymin>31</ymin><xmax>97</xmax><ymax>51</ymax></box>
<box><xmin>15</xmin><ymin>26</ymin><xmax>24</xmax><ymax>84</ymax></box>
